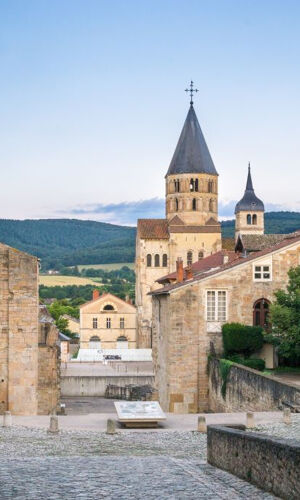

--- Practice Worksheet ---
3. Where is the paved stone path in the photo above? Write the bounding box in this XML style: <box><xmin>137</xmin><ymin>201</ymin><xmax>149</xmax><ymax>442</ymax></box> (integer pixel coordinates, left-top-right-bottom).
<box><xmin>0</xmin><ymin>426</ymin><xmax>277</xmax><ymax>499</ymax></box>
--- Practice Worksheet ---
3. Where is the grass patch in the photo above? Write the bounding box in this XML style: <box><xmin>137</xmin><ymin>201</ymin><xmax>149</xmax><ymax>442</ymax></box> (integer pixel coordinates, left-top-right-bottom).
<box><xmin>39</xmin><ymin>275</ymin><xmax>99</xmax><ymax>287</ymax></box>
<box><xmin>77</xmin><ymin>263</ymin><xmax>135</xmax><ymax>271</ymax></box>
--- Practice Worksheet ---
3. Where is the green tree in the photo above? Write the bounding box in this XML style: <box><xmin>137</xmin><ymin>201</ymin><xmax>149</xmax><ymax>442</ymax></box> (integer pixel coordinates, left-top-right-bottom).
<box><xmin>270</xmin><ymin>266</ymin><xmax>300</xmax><ymax>366</ymax></box>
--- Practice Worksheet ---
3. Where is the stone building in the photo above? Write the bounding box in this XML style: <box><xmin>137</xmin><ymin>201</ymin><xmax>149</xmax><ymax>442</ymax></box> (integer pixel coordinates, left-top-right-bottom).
<box><xmin>0</xmin><ymin>243</ymin><xmax>60</xmax><ymax>416</ymax></box>
<box><xmin>80</xmin><ymin>291</ymin><xmax>136</xmax><ymax>349</ymax></box>
<box><xmin>235</xmin><ymin>164</ymin><xmax>265</xmax><ymax>240</ymax></box>
<box><xmin>151</xmin><ymin>231</ymin><xmax>300</xmax><ymax>413</ymax></box>
<box><xmin>136</xmin><ymin>103</ymin><xmax>222</xmax><ymax>348</ymax></box>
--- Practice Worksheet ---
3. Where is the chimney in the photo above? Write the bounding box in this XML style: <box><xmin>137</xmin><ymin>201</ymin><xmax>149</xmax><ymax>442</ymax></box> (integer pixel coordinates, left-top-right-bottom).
<box><xmin>186</xmin><ymin>264</ymin><xmax>193</xmax><ymax>280</ymax></box>
<box><xmin>223</xmin><ymin>255</ymin><xmax>229</xmax><ymax>265</ymax></box>
<box><xmin>93</xmin><ymin>289</ymin><xmax>100</xmax><ymax>301</ymax></box>
<box><xmin>176</xmin><ymin>258</ymin><xmax>184</xmax><ymax>283</ymax></box>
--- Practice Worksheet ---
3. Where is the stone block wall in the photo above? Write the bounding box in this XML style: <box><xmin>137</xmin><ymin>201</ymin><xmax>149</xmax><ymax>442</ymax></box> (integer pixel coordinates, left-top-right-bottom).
<box><xmin>207</xmin><ymin>425</ymin><xmax>300</xmax><ymax>499</ymax></box>
<box><xmin>209</xmin><ymin>358</ymin><xmax>300</xmax><ymax>412</ymax></box>
<box><xmin>38</xmin><ymin>316</ymin><xmax>60</xmax><ymax>414</ymax></box>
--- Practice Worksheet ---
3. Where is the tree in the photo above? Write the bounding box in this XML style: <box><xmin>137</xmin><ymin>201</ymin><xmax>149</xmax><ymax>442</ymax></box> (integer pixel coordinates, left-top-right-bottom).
<box><xmin>270</xmin><ymin>266</ymin><xmax>300</xmax><ymax>366</ymax></box>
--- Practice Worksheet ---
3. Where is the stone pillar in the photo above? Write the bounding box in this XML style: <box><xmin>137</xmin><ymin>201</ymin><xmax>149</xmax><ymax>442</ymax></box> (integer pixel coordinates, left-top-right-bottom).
<box><xmin>246</xmin><ymin>412</ymin><xmax>255</xmax><ymax>428</ymax></box>
<box><xmin>47</xmin><ymin>414</ymin><xmax>59</xmax><ymax>434</ymax></box>
<box><xmin>197</xmin><ymin>416</ymin><xmax>207</xmax><ymax>433</ymax></box>
<box><xmin>283</xmin><ymin>408</ymin><xmax>291</xmax><ymax>425</ymax></box>
<box><xmin>3</xmin><ymin>411</ymin><xmax>12</xmax><ymax>427</ymax></box>
<box><xmin>106</xmin><ymin>419</ymin><xmax>116</xmax><ymax>435</ymax></box>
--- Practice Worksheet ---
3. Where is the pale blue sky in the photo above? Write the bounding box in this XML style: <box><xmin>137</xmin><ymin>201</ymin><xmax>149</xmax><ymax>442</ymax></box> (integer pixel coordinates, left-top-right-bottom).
<box><xmin>1</xmin><ymin>0</ymin><xmax>299</xmax><ymax>224</ymax></box>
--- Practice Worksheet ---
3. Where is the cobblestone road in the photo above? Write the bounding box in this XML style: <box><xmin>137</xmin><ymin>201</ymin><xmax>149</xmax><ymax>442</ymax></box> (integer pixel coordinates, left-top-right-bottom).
<box><xmin>0</xmin><ymin>426</ymin><xmax>279</xmax><ymax>499</ymax></box>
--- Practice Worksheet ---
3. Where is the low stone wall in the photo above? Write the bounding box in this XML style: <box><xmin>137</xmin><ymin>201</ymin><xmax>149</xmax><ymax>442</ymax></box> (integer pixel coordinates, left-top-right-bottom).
<box><xmin>207</xmin><ymin>425</ymin><xmax>300</xmax><ymax>499</ymax></box>
<box><xmin>61</xmin><ymin>375</ymin><xmax>154</xmax><ymax>397</ymax></box>
<box><xmin>209</xmin><ymin>358</ymin><xmax>300</xmax><ymax>412</ymax></box>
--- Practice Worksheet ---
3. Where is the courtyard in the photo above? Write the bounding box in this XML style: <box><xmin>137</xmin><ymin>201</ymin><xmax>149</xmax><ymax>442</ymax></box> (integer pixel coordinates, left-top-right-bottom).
<box><xmin>2</xmin><ymin>401</ymin><xmax>300</xmax><ymax>499</ymax></box>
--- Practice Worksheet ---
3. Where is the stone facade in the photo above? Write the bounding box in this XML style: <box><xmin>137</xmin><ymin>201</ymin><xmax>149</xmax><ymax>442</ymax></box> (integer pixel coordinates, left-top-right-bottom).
<box><xmin>235</xmin><ymin>210</ymin><xmax>264</xmax><ymax>239</ymax></box>
<box><xmin>80</xmin><ymin>292</ymin><xmax>137</xmax><ymax>349</ymax></box>
<box><xmin>152</xmin><ymin>235</ymin><xmax>300</xmax><ymax>413</ymax></box>
<box><xmin>0</xmin><ymin>244</ymin><xmax>39</xmax><ymax>415</ymax></box>
<box><xmin>207</xmin><ymin>425</ymin><xmax>300</xmax><ymax>500</ymax></box>
<box><xmin>38</xmin><ymin>310</ymin><xmax>60</xmax><ymax>414</ymax></box>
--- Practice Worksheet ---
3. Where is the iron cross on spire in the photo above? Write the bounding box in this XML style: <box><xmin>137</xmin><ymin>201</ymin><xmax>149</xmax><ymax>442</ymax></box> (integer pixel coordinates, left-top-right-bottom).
<box><xmin>185</xmin><ymin>80</ymin><xmax>198</xmax><ymax>106</ymax></box>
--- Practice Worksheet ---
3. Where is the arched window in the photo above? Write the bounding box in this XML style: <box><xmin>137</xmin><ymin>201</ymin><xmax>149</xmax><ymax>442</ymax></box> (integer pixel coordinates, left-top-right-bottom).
<box><xmin>117</xmin><ymin>335</ymin><xmax>128</xmax><ymax>349</ymax></box>
<box><xmin>146</xmin><ymin>254</ymin><xmax>152</xmax><ymax>267</ymax></box>
<box><xmin>195</xmin><ymin>179</ymin><xmax>199</xmax><ymax>192</ymax></box>
<box><xmin>192</xmin><ymin>198</ymin><xmax>197</xmax><ymax>211</ymax></box>
<box><xmin>175</xmin><ymin>198</ymin><xmax>179</xmax><ymax>211</ymax></box>
<box><xmin>190</xmin><ymin>179</ymin><xmax>195</xmax><ymax>192</ymax></box>
<box><xmin>187</xmin><ymin>251</ymin><xmax>193</xmax><ymax>266</ymax></box>
<box><xmin>162</xmin><ymin>254</ymin><xmax>168</xmax><ymax>267</ymax></box>
<box><xmin>209</xmin><ymin>199</ymin><xmax>214</xmax><ymax>211</ymax></box>
<box><xmin>253</xmin><ymin>298</ymin><xmax>271</xmax><ymax>330</ymax></box>
<box><xmin>154</xmin><ymin>254</ymin><xmax>160</xmax><ymax>267</ymax></box>
<box><xmin>247</xmin><ymin>214</ymin><xmax>252</xmax><ymax>225</ymax></box>
<box><xmin>89</xmin><ymin>336</ymin><xmax>101</xmax><ymax>349</ymax></box>
<box><xmin>208</xmin><ymin>180</ymin><xmax>213</xmax><ymax>193</ymax></box>
<box><xmin>198</xmin><ymin>251</ymin><xmax>204</xmax><ymax>260</ymax></box>
<box><xmin>103</xmin><ymin>304</ymin><xmax>114</xmax><ymax>311</ymax></box>
<box><xmin>252</xmin><ymin>214</ymin><xmax>257</xmax><ymax>225</ymax></box>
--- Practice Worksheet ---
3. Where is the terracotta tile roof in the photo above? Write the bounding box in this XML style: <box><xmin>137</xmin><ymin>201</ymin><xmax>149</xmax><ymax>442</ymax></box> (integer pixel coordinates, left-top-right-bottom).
<box><xmin>157</xmin><ymin>250</ymin><xmax>238</xmax><ymax>284</ymax></box>
<box><xmin>151</xmin><ymin>232</ymin><xmax>300</xmax><ymax>295</ymax></box>
<box><xmin>169</xmin><ymin>225</ymin><xmax>221</xmax><ymax>234</ymax></box>
<box><xmin>137</xmin><ymin>219</ymin><xmax>169</xmax><ymax>239</ymax></box>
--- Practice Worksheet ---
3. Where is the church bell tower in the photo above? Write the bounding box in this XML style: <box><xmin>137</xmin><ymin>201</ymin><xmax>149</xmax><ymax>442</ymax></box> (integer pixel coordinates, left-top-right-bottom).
<box><xmin>235</xmin><ymin>164</ymin><xmax>264</xmax><ymax>240</ymax></box>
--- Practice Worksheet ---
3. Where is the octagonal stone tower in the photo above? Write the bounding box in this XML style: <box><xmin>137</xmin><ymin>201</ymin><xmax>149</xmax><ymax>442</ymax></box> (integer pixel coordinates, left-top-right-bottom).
<box><xmin>235</xmin><ymin>165</ymin><xmax>264</xmax><ymax>240</ymax></box>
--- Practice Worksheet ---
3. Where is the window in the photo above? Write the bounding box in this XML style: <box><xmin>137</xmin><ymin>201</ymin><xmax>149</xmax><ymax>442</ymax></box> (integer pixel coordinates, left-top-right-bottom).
<box><xmin>154</xmin><ymin>254</ymin><xmax>160</xmax><ymax>267</ymax></box>
<box><xmin>89</xmin><ymin>336</ymin><xmax>101</xmax><ymax>349</ymax></box>
<box><xmin>175</xmin><ymin>198</ymin><xmax>179</xmax><ymax>211</ymax></box>
<box><xmin>208</xmin><ymin>180</ymin><xmax>213</xmax><ymax>193</ymax></box>
<box><xmin>247</xmin><ymin>214</ymin><xmax>252</xmax><ymax>225</ymax></box>
<box><xmin>187</xmin><ymin>251</ymin><xmax>193</xmax><ymax>266</ymax></box>
<box><xmin>253</xmin><ymin>298</ymin><xmax>270</xmax><ymax>329</ymax></box>
<box><xmin>198</xmin><ymin>251</ymin><xmax>204</xmax><ymax>260</ymax></box>
<box><xmin>92</xmin><ymin>318</ymin><xmax>98</xmax><ymax>329</ymax></box>
<box><xmin>195</xmin><ymin>179</ymin><xmax>199</xmax><ymax>192</ymax></box>
<box><xmin>254</xmin><ymin>264</ymin><xmax>271</xmax><ymax>281</ymax></box>
<box><xmin>206</xmin><ymin>291</ymin><xmax>227</xmax><ymax>321</ymax></box>
<box><xmin>120</xmin><ymin>317</ymin><xmax>125</xmax><ymax>329</ymax></box>
<box><xmin>192</xmin><ymin>198</ymin><xmax>197</xmax><ymax>211</ymax></box>
<box><xmin>146</xmin><ymin>254</ymin><xmax>152</xmax><ymax>267</ymax></box>
<box><xmin>174</xmin><ymin>179</ymin><xmax>180</xmax><ymax>192</ymax></box>
<box><xmin>209</xmin><ymin>199</ymin><xmax>214</xmax><ymax>211</ymax></box>
<box><xmin>106</xmin><ymin>318</ymin><xmax>111</xmax><ymax>329</ymax></box>
<box><xmin>190</xmin><ymin>178</ymin><xmax>194</xmax><ymax>192</ymax></box>
<box><xmin>103</xmin><ymin>304</ymin><xmax>114</xmax><ymax>311</ymax></box>
<box><xmin>162</xmin><ymin>254</ymin><xmax>168</xmax><ymax>267</ymax></box>
<box><xmin>117</xmin><ymin>336</ymin><xmax>128</xmax><ymax>349</ymax></box>
<box><xmin>252</xmin><ymin>214</ymin><xmax>257</xmax><ymax>225</ymax></box>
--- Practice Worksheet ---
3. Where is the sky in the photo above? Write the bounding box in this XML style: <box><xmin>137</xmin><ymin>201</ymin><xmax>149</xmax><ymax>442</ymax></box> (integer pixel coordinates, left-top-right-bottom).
<box><xmin>1</xmin><ymin>0</ymin><xmax>300</xmax><ymax>225</ymax></box>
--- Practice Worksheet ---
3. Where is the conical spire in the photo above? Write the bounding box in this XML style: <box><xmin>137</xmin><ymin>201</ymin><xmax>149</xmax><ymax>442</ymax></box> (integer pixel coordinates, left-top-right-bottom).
<box><xmin>166</xmin><ymin>105</ymin><xmax>218</xmax><ymax>177</ymax></box>
<box><xmin>235</xmin><ymin>164</ymin><xmax>264</xmax><ymax>214</ymax></box>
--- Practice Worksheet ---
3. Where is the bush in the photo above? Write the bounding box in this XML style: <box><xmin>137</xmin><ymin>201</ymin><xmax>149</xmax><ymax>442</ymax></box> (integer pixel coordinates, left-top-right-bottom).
<box><xmin>222</xmin><ymin>323</ymin><xmax>264</xmax><ymax>357</ymax></box>
<box><xmin>240</xmin><ymin>358</ymin><xmax>265</xmax><ymax>371</ymax></box>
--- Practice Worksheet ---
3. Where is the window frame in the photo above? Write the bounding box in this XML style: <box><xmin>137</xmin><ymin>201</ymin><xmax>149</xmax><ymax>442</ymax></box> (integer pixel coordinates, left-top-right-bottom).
<box><xmin>120</xmin><ymin>317</ymin><xmax>125</xmax><ymax>329</ymax></box>
<box><xmin>106</xmin><ymin>317</ymin><xmax>111</xmax><ymax>329</ymax></box>
<box><xmin>206</xmin><ymin>290</ymin><xmax>227</xmax><ymax>322</ymax></box>
<box><xmin>253</xmin><ymin>261</ymin><xmax>272</xmax><ymax>282</ymax></box>
<box><xmin>92</xmin><ymin>317</ymin><xmax>98</xmax><ymax>329</ymax></box>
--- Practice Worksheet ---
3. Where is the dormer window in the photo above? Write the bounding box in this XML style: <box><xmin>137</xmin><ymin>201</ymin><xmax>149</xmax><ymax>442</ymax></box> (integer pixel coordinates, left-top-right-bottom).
<box><xmin>103</xmin><ymin>304</ymin><xmax>114</xmax><ymax>311</ymax></box>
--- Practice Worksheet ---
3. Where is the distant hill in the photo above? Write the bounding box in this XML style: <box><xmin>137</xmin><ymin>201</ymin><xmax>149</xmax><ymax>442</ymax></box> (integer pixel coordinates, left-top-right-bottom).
<box><xmin>0</xmin><ymin>211</ymin><xmax>299</xmax><ymax>270</ymax></box>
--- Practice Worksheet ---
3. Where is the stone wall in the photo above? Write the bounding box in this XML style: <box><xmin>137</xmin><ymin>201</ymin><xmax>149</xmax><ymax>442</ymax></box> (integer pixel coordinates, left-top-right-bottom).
<box><xmin>61</xmin><ymin>375</ymin><xmax>154</xmax><ymax>397</ymax></box>
<box><xmin>209</xmin><ymin>358</ymin><xmax>300</xmax><ymax>412</ymax></box>
<box><xmin>207</xmin><ymin>425</ymin><xmax>300</xmax><ymax>499</ymax></box>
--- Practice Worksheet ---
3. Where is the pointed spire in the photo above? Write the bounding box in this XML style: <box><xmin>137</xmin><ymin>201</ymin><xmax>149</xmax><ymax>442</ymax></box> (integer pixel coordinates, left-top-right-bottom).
<box><xmin>166</xmin><ymin>106</ymin><xmax>218</xmax><ymax>176</ymax></box>
<box><xmin>235</xmin><ymin>164</ymin><xmax>264</xmax><ymax>214</ymax></box>
<box><xmin>246</xmin><ymin>162</ymin><xmax>254</xmax><ymax>191</ymax></box>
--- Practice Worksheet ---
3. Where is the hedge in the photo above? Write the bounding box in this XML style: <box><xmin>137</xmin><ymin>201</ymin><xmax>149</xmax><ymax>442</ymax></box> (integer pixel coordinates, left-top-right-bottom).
<box><xmin>227</xmin><ymin>354</ymin><xmax>265</xmax><ymax>372</ymax></box>
<box><xmin>222</xmin><ymin>323</ymin><xmax>264</xmax><ymax>357</ymax></box>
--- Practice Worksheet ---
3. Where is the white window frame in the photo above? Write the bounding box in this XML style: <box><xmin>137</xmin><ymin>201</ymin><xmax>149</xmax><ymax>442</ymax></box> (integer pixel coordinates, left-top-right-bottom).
<box><xmin>253</xmin><ymin>261</ymin><xmax>272</xmax><ymax>282</ymax></box>
<box><xmin>106</xmin><ymin>317</ymin><xmax>111</xmax><ymax>329</ymax></box>
<box><xmin>206</xmin><ymin>290</ymin><xmax>227</xmax><ymax>322</ymax></box>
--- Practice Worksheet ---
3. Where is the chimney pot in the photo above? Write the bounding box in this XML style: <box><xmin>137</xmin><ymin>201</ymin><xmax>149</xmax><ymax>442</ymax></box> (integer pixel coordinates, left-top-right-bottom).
<box><xmin>186</xmin><ymin>264</ymin><xmax>193</xmax><ymax>280</ymax></box>
<box><xmin>93</xmin><ymin>289</ymin><xmax>100</xmax><ymax>301</ymax></box>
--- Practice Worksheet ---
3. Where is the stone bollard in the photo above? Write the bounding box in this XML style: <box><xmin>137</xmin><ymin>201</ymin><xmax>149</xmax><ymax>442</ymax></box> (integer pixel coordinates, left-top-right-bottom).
<box><xmin>283</xmin><ymin>408</ymin><xmax>291</xmax><ymax>425</ymax></box>
<box><xmin>3</xmin><ymin>411</ymin><xmax>12</xmax><ymax>427</ymax></box>
<box><xmin>106</xmin><ymin>418</ymin><xmax>116</xmax><ymax>435</ymax></box>
<box><xmin>246</xmin><ymin>412</ymin><xmax>255</xmax><ymax>429</ymax></box>
<box><xmin>47</xmin><ymin>414</ymin><xmax>59</xmax><ymax>434</ymax></box>
<box><xmin>197</xmin><ymin>416</ymin><xmax>207</xmax><ymax>433</ymax></box>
